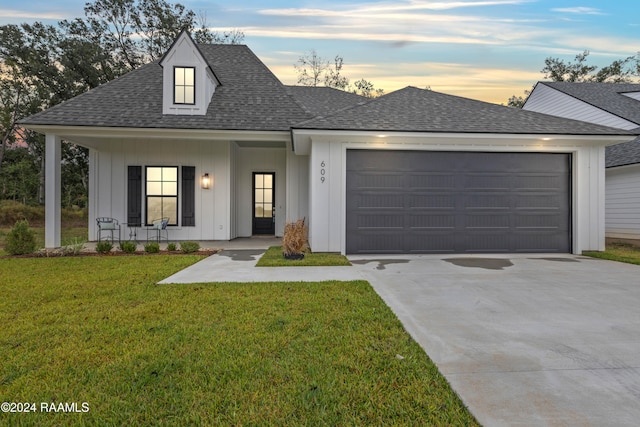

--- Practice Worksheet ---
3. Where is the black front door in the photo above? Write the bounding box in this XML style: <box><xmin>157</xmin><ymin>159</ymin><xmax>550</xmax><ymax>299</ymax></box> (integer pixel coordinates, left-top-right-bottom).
<box><xmin>252</xmin><ymin>172</ymin><xmax>275</xmax><ymax>235</ymax></box>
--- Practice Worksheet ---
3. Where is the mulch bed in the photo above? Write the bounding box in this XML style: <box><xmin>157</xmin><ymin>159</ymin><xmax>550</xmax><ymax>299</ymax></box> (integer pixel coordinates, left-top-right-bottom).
<box><xmin>2</xmin><ymin>249</ymin><xmax>219</xmax><ymax>259</ymax></box>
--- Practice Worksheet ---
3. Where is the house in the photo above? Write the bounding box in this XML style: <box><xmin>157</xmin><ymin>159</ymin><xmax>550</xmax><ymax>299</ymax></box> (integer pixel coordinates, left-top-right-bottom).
<box><xmin>21</xmin><ymin>30</ymin><xmax>635</xmax><ymax>254</ymax></box>
<box><xmin>523</xmin><ymin>82</ymin><xmax>640</xmax><ymax>242</ymax></box>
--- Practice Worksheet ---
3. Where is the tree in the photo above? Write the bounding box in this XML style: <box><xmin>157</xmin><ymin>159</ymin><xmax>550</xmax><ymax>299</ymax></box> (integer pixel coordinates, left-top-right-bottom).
<box><xmin>0</xmin><ymin>0</ymin><xmax>244</xmax><ymax>206</ymax></box>
<box><xmin>295</xmin><ymin>50</ymin><xmax>384</xmax><ymax>97</ymax></box>
<box><xmin>507</xmin><ymin>50</ymin><xmax>640</xmax><ymax>107</ymax></box>
<box><xmin>295</xmin><ymin>49</ymin><xmax>329</xmax><ymax>87</ymax></box>
<box><xmin>324</xmin><ymin>56</ymin><xmax>349</xmax><ymax>90</ymax></box>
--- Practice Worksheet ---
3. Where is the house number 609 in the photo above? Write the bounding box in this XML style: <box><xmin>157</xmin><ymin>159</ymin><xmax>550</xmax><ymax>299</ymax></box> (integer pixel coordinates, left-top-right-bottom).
<box><xmin>320</xmin><ymin>161</ymin><xmax>326</xmax><ymax>183</ymax></box>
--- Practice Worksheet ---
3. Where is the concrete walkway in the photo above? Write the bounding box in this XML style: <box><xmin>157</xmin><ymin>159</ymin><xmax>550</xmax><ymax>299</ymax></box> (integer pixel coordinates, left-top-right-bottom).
<box><xmin>159</xmin><ymin>250</ymin><xmax>640</xmax><ymax>426</ymax></box>
<box><xmin>159</xmin><ymin>247</ymin><xmax>362</xmax><ymax>283</ymax></box>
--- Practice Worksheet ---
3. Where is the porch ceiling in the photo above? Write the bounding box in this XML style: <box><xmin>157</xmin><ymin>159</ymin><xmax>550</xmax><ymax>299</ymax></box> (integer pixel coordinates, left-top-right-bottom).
<box><xmin>23</xmin><ymin>124</ymin><xmax>292</xmax><ymax>150</ymax></box>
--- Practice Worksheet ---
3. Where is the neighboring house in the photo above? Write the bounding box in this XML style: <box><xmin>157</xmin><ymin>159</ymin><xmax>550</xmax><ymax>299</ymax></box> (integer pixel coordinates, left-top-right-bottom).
<box><xmin>21</xmin><ymin>30</ymin><xmax>635</xmax><ymax>254</ymax></box>
<box><xmin>523</xmin><ymin>82</ymin><xmax>640</xmax><ymax>242</ymax></box>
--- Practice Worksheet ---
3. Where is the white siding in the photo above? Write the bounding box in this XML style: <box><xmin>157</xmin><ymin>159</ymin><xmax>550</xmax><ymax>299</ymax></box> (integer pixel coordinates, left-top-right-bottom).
<box><xmin>606</xmin><ymin>165</ymin><xmax>640</xmax><ymax>240</ymax></box>
<box><xmin>623</xmin><ymin>92</ymin><xmax>640</xmax><ymax>101</ymax></box>
<box><xmin>524</xmin><ymin>84</ymin><xmax>638</xmax><ymax>130</ymax></box>
<box><xmin>285</xmin><ymin>146</ymin><xmax>309</xmax><ymax>223</ymax></box>
<box><xmin>92</xmin><ymin>139</ymin><xmax>231</xmax><ymax>241</ymax></box>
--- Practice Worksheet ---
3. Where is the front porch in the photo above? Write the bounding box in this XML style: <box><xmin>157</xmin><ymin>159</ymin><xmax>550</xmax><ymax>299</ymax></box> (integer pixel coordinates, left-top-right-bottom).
<box><xmin>37</xmin><ymin>128</ymin><xmax>308</xmax><ymax>249</ymax></box>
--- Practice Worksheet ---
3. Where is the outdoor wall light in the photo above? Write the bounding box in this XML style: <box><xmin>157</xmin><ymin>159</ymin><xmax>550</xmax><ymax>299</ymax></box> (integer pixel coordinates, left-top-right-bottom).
<box><xmin>201</xmin><ymin>173</ymin><xmax>211</xmax><ymax>189</ymax></box>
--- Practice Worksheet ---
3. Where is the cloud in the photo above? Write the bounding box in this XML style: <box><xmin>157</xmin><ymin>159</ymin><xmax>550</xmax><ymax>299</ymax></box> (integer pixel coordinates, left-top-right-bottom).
<box><xmin>550</xmin><ymin>7</ymin><xmax>605</xmax><ymax>15</ymax></box>
<box><xmin>246</xmin><ymin>0</ymin><xmax>548</xmax><ymax>48</ymax></box>
<box><xmin>260</xmin><ymin>0</ymin><xmax>533</xmax><ymax>16</ymax></box>
<box><xmin>0</xmin><ymin>8</ymin><xmax>66</xmax><ymax>20</ymax></box>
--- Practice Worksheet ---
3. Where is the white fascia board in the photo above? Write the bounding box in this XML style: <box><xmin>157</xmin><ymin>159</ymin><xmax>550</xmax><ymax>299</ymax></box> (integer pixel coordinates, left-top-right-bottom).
<box><xmin>291</xmin><ymin>129</ymin><xmax>635</xmax><ymax>154</ymax></box>
<box><xmin>24</xmin><ymin>124</ymin><xmax>291</xmax><ymax>144</ymax></box>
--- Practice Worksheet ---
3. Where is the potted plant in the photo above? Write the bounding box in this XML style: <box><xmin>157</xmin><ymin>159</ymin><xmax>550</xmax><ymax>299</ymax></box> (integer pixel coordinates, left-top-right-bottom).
<box><xmin>282</xmin><ymin>218</ymin><xmax>309</xmax><ymax>260</ymax></box>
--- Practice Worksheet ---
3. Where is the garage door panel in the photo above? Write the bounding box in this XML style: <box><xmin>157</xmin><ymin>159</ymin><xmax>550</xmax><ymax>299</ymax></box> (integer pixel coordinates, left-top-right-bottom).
<box><xmin>511</xmin><ymin>232</ymin><xmax>570</xmax><ymax>253</ymax></box>
<box><xmin>515</xmin><ymin>194</ymin><xmax>566</xmax><ymax>210</ymax></box>
<box><xmin>348</xmin><ymin>171</ymin><xmax>404</xmax><ymax>189</ymax></box>
<box><xmin>405</xmin><ymin>232</ymin><xmax>457</xmax><ymax>253</ymax></box>
<box><xmin>352</xmin><ymin>213</ymin><xmax>404</xmax><ymax>229</ymax></box>
<box><xmin>464</xmin><ymin>231</ymin><xmax>512</xmax><ymax>252</ymax></box>
<box><xmin>465</xmin><ymin>213</ymin><xmax>511</xmax><ymax>229</ymax></box>
<box><xmin>513</xmin><ymin>174</ymin><xmax>565</xmax><ymax>190</ymax></box>
<box><xmin>346</xmin><ymin>150</ymin><xmax>571</xmax><ymax>254</ymax></box>
<box><xmin>464</xmin><ymin>174</ymin><xmax>511</xmax><ymax>190</ymax></box>
<box><xmin>407</xmin><ymin>173</ymin><xmax>456</xmax><ymax>189</ymax></box>
<box><xmin>406</xmin><ymin>214</ymin><xmax>455</xmax><ymax>229</ymax></box>
<box><xmin>408</xmin><ymin>193</ymin><xmax>456</xmax><ymax>209</ymax></box>
<box><xmin>347</xmin><ymin>231</ymin><xmax>405</xmax><ymax>254</ymax></box>
<box><xmin>349</xmin><ymin>193</ymin><xmax>404</xmax><ymax>209</ymax></box>
<box><xmin>465</xmin><ymin>194</ymin><xmax>512</xmax><ymax>209</ymax></box>
<box><xmin>514</xmin><ymin>213</ymin><xmax>568</xmax><ymax>229</ymax></box>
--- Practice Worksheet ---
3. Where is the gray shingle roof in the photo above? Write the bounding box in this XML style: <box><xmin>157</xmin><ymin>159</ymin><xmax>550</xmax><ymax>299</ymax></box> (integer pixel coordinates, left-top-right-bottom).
<box><xmin>540</xmin><ymin>82</ymin><xmax>640</xmax><ymax>125</ymax></box>
<box><xmin>293</xmin><ymin>86</ymin><xmax>634</xmax><ymax>135</ymax></box>
<box><xmin>285</xmin><ymin>86</ymin><xmax>366</xmax><ymax>117</ymax></box>
<box><xmin>21</xmin><ymin>44</ymin><xmax>314</xmax><ymax>131</ymax></box>
<box><xmin>606</xmin><ymin>136</ymin><xmax>640</xmax><ymax>167</ymax></box>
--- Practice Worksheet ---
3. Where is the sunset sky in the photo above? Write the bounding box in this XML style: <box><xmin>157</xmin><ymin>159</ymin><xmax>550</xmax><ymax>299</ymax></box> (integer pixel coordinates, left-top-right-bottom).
<box><xmin>1</xmin><ymin>0</ymin><xmax>638</xmax><ymax>103</ymax></box>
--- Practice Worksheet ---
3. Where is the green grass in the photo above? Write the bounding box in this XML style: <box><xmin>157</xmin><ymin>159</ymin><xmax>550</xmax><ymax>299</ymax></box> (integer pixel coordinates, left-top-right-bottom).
<box><xmin>257</xmin><ymin>245</ymin><xmax>352</xmax><ymax>267</ymax></box>
<box><xmin>0</xmin><ymin>256</ymin><xmax>478</xmax><ymax>426</ymax></box>
<box><xmin>584</xmin><ymin>242</ymin><xmax>640</xmax><ymax>265</ymax></box>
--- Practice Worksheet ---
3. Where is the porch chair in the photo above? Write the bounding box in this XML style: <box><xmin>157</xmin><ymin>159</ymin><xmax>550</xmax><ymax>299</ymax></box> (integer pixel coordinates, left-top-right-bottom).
<box><xmin>96</xmin><ymin>217</ymin><xmax>121</xmax><ymax>243</ymax></box>
<box><xmin>147</xmin><ymin>217</ymin><xmax>169</xmax><ymax>243</ymax></box>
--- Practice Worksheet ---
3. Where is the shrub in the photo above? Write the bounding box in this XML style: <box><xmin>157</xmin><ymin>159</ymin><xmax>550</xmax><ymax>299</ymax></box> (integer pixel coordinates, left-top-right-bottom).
<box><xmin>62</xmin><ymin>238</ymin><xmax>86</xmax><ymax>256</ymax></box>
<box><xmin>180</xmin><ymin>241</ymin><xmax>200</xmax><ymax>253</ymax></box>
<box><xmin>144</xmin><ymin>241</ymin><xmax>160</xmax><ymax>253</ymax></box>
<box><xmin>167</xmin><ymin>242</ymin><xmax>177</xmax><ymax>251</ymax></box>
<box><xmin>95</xmin><ymin>240</ymin><xmax>113</xmax><ymax>254</ymax></box>
<box><xmin>5</xmin><ymin>220</ymin><xmax>37</xmax><ymax>255</ymax></box>
<box><xmin>119</xmin><ymin>241</ymin><xmax>137</xmax><ymax>254</ymax></box>
<box><xmin>282</xmin><ymin>218</ymin><xmax>309</xmax><ymax>257</ymax></box>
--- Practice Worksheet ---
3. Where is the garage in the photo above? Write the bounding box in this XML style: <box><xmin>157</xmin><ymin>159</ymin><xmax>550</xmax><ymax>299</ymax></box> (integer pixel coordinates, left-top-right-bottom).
<box><xmin>346</xmin><ymin>150</ymin><xmax>571</xmax><ymax>254</ymax></box>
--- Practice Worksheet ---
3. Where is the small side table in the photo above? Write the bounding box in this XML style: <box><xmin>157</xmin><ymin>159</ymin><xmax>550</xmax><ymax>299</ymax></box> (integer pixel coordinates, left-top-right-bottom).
<box><xmin>124</xmin><ymin>223</ymin><xmax>141</xmax><ymax>243</ymax></box>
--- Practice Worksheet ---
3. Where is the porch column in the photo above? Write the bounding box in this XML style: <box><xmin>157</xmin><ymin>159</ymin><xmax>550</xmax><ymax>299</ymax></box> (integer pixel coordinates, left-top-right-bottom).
<box><xmin>45</xmin><ymin>133</ymin><xmax>62</xmax><ymax>248</ymax></box>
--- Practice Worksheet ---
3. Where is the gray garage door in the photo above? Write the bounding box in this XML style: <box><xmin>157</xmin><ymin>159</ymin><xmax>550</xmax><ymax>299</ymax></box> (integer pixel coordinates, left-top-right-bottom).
<box><xmin>346</xmin><ymin>150</ymin><xmax>571</xmax><ymax>254</ymax></box>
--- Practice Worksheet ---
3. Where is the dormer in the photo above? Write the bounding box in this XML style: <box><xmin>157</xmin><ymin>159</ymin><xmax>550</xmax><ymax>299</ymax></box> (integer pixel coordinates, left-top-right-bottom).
<box><xmin>160</xmin><ymin>29</ymin><xmax>220</xmax><ymax>115</ymax></box>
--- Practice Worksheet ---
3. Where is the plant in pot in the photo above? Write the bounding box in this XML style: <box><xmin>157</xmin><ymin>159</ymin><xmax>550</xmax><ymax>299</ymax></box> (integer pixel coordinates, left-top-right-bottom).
<box><xmin>282</xmin><ymin>218</ymin><xmax>309</xmax><ymax>260</ymax></box>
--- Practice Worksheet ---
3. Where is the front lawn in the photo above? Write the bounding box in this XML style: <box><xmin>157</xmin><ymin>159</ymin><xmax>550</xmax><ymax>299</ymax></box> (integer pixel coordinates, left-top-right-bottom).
<box><xmin>0</xmin><ymin>256</ymin><xmax>478</xmax><ymax>426</ymax></box>
<box><xmin>583</xmin><ymin>241</ymin><xmax>640</xmax><ymax>265</ymax></box>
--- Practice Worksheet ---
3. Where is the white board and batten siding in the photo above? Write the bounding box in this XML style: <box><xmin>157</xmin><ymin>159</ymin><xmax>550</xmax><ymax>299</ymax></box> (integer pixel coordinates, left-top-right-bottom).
<box><xmin>90</xmin><ymin>139</ymin><xmax>230</xmax><ymax>242</ymax></box>
<box><xmin>606</xmin><ymin>164</ymin><xmax>640</xmax><ymax>240</ymax></box>
<box><xmin>524</xmin><ymin>84</ymin><xmax>638</xmax><ymax>130</ymax></box>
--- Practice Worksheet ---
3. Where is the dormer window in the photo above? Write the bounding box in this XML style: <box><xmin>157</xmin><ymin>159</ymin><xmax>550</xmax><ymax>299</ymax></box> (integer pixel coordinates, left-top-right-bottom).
<box><xmin>161</xmin><ymin>29</ymin><xmax>218</xmax><ymax>115</ymax></box>
<box><xmin>174</xmin><ymin>67</ymin><xmax>195</xmax><ymax>105</ymax></box>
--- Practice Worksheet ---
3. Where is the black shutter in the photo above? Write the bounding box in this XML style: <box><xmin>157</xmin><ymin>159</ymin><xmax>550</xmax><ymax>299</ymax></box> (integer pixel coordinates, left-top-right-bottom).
<box><xmin>127</xmin><ymin>166</ymin><xmax>142</xmax><ymax>225</ymax></box>
<box><xmin>182</xmin><ymin>166</ymin><xmax>195</xmax><ymax>226</ymax></box>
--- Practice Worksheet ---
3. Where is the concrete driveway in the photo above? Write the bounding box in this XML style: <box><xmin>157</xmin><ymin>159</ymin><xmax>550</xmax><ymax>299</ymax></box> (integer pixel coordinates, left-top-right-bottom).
<box><xmin>349</xmin><ymin>254</ymin><xmax>640</xmax><ymax>427</ymax></box>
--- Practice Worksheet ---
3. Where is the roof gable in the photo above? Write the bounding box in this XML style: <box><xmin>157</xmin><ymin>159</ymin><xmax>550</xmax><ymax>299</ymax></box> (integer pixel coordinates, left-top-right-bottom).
<box><xmin>159</xmin><ymin>29</ymin><xmax>219</xmax><ymax>116</ymax></box>
<box><xmin>538</xmin><ymin>82</ymin><xmax>640</xmax><ymax>125</ymax></box>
